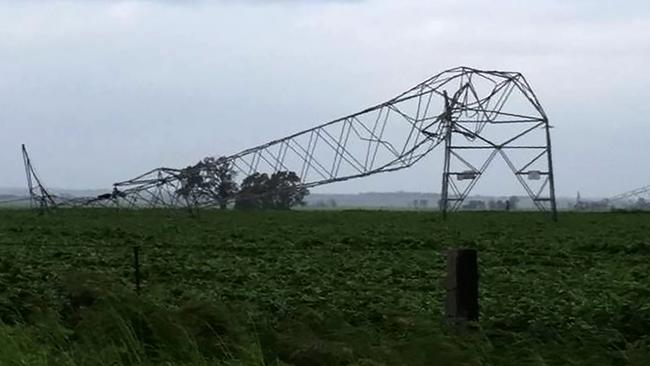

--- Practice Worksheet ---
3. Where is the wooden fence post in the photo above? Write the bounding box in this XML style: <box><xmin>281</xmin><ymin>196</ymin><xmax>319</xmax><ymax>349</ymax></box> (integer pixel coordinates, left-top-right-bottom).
<box><xmin>446</xmin><ymin>249</ymin><xmax>479</xmax><ymax>325</ymax></box>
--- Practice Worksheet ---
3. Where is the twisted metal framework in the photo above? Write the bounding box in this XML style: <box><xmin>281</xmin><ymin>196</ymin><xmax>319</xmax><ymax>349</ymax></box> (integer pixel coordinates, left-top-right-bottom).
<box><xmin>21</xmin><ymin>67</ymin><xmax>557</xmax><ymax>216</ymax></box>
<box><xmin>16</xmin><ymin>145</ymin><xmax>112</xmax><ymax>208</ymax></box>
<box><xmin>610</xmin><ymin>185</ymin><xmax>650</xmax><ymax>204</ymax></box>
<box><xmin>22</xmin><ymin>144</ymin><xmax>56</xmax><ymax>209</ymax></box>
<box><xmin>437</xmin><ymin>71</ymin><xmax>556</xmax><ymax>219</ymax></box>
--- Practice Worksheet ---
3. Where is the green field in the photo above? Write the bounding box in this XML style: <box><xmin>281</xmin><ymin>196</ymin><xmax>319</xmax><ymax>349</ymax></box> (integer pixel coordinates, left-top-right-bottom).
<box><xmin>0</xmin><ymin>209</ymin><xmax>649</xmax><ymax>365</ymax></box>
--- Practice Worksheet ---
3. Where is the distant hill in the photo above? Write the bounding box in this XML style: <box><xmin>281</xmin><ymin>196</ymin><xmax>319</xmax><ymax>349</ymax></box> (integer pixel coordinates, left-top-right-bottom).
<box><xmin>0</xmin><ymin>186</ymin><xmax>578</xmax><ymax>210</ymax></box>
<box><xmin>0</xmin><ymin>187</ymin><xmax>109</xmax><ymax>198</ymax></box>
<box><xmin>0</xmin><ymin>188</ymin><xmax>27</xmax><ymax>197</ymax></box>
<box><xmin>0</xmin><ymin>187</ymin><xmax>110</xmax><ymax>207</ymax></box>
<box><xmin>305</xmin><ymin>192</ymin><xmax>440</xmax><ymax>209</ymax></box>
<box><xmin>305</xmin><ymin>191</ymin><xmax>578</xmax><ymax>210</ymax></box>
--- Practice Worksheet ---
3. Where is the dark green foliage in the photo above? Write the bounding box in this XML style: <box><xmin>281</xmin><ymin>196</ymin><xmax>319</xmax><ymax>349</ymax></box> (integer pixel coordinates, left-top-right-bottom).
<box><xmin>233</xmin><ymin>172</ymin><xmax>271</xmax><ymax>210</ymax></box>
<box><xmin>176</xmin><ymin>156</ymin><xmax>238</xmax><ymax>208</ymax></box>
<box><xmin>235</xmin><ymin>171</ymin><xmax>309</xmax><ymax>210</ymax></box>
<box><xmin>0</xmin><ymin>209</ymin><xmax>649</xmax><ymax>364</ymax></box>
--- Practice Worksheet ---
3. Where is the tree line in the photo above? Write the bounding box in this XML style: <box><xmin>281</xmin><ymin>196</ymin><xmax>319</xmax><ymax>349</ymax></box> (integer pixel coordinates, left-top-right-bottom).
<box><xmin>175</xmin><ymin>157</ymin><xmax>309</xmax><ymax>210</ymax></box>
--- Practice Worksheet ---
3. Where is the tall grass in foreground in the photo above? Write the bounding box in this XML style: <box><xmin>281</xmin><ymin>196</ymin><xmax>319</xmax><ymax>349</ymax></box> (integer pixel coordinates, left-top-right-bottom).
<box><xmin>0</xmin><ymin>273</ymin><xmax>482</xmax><ymax>366</ymax></box>
<box><xmin>0</xmin><ymin>273</ymin><xmax>268</xmax><ymax>366</ymax></box>
<box><xmin>2</xmin><ymin>273</ymin><xmax>650</xmax><ymax>365</ymax></box>
<box><xmin>3</xmin><ymin>210</ymin><xmax>650</xmax><ymax>365</ymax></box>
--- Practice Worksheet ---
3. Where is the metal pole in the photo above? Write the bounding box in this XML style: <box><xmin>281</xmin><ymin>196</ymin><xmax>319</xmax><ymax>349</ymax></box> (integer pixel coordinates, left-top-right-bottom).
<box><xmin>440</xmin><ymin>91</ymin><xmax>452</xmax><ymax>219</ymax></box>
<box><xmin>21</xmin><ymin>144</ymin><xmax>34</xmax><ymax>208</ymax></box>
<box><xmin>544</xmin><ymin>118</ymin><xmax>558</xmax><ymax>221</ymax></box>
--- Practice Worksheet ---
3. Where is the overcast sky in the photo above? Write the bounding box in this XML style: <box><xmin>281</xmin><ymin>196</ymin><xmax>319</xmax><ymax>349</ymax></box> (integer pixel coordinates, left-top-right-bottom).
<box><xmin>1</xmin><ymin>0</ymin><xmax>649</xmax><ymax>197</ymax></box>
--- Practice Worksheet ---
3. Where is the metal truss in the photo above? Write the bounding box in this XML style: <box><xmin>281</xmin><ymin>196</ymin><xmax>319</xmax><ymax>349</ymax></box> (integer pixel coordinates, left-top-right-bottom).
<box><xmin>21</xmin><ymin>144</ymin><xmax>57</xmax><ymax>210</ymax></box>
<box><xmin>16</xmin><ymin>145</ymin><xmax>111</xmax><ymax>209</ymax></box>
<box><xmin>21</xmin><ymin>66</ymin><xmax>557</xmax><ymax>217</ymax></box>
<box><xmin>610</xmin><ymin>185</ymin><xmax>650</xmax><ymax>204</ymax></box>
<box><xmin>437</xmin><ymin>70</ymin><xmax>556</xmax><ymax>219</ymax></box>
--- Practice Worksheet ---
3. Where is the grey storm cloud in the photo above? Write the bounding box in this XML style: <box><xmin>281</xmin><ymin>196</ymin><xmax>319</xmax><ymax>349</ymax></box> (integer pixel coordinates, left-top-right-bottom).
<box><xmin>0</xmin><ymin>0</ymin><xmax>649</xmax><ymax>198</ymax></box>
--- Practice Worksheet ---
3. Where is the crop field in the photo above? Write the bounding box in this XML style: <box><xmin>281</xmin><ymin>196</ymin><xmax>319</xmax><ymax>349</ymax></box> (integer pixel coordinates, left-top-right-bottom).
<box><xmin>0</xmin><ymin>209</ymin><xmax>649</xmax><ymax>365</ymax></box>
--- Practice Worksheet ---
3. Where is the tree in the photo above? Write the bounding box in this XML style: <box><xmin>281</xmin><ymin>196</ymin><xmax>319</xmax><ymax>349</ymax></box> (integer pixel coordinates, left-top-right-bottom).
<box><xmin>268</xmin><ymin>171</ymin><xmax>308</xmax><ymax>209</ymax></box>
<box><xmin>235</xmin><ymin>170</ymin><xmax>309</xmax><ymax>210</ymax></box>
<box><xmin>176</xmin><ymin>165</ymin><xmax>203</xmax><ymax>206</ymax></box>
<box><xmin>488</xmin><ymin>200</ymin><xmax>507</xmax><ymax>211</ymax></box>
<box><xmin>508</xmin><ymin>196</ymin><xmax>520</xmax><ymax>211</ymax></box>
<box><xmin>199</xmin><ymin>157</ymin><xmax>239</xmax><ymax>209</ymax></box>
<box><xmin>176</xmin><ymin>156</ymin><xmax>239</xmax><ymax>209</ymax></box>
<box><xmin>234</xmin><ymin>172</ymin><xmax>271</xmax><ymax>210</ymax></box>
<box><xmin>635</xmin><ymin>197</ymin><xmax>650</xmax><ymax>210</ymax></box>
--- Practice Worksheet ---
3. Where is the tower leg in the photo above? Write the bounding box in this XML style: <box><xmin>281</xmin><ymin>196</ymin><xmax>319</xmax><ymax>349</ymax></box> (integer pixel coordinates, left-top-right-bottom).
<box><xmin>21</xmin><ymin>144</ymin><xmax>35</xmax><ymax>208</ymax></box>
<box><xmin>20</xmin><ymin>144</ymin><xmax>55</xmax><ymax>211</ymax></box>
<box><xmin>440</xmin><ymin>92</ymin><xmax>452</xmax><ymax>219</ymax></box>
<box><xmin>544</xmin><ymin>119</ymin><xmax>558</xmax><ymax>221</ymax></box>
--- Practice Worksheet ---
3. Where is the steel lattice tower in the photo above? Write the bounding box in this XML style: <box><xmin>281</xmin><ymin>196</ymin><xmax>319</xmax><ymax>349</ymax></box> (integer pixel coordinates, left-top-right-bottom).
<box><xmin>436</xmin><ymin>70</ymin><xmax>556</xmax><ymax>219</ymax></box>
<box><xmin>18</xmin><ymin>67</ymin><xmax>558</xmax><ymax>218</ymax></box>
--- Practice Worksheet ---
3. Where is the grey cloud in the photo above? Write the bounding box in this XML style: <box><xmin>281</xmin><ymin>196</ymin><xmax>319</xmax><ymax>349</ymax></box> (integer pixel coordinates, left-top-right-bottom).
<box><xmin>0</xmin><ymin>0</ymin><xmax>648</xmax><ymax>197</ymax></box>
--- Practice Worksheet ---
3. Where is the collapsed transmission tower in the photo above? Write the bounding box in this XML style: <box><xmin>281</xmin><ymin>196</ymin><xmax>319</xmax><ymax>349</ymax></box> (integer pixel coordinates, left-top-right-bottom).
<box><xmin>22</xmin><ymin>144</ymin><xmax>56</xmax><ymax>209</ymax></box>
<box><xmin>27</xmin><ymin>67</ymin><xmax>557</xmax><ymax>218</ymax></box>
<box><xmin>609</xmin><ymin>185</ymin><xmax>650</xmax><ymax>206</ymax></box>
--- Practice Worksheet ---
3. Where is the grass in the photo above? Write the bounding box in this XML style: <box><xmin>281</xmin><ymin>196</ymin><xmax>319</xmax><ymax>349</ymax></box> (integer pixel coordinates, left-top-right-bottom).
<box><xmin>0</xmin><ymin>209</ymin><xmax>649</xmax><ymax>365</ymax></box>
